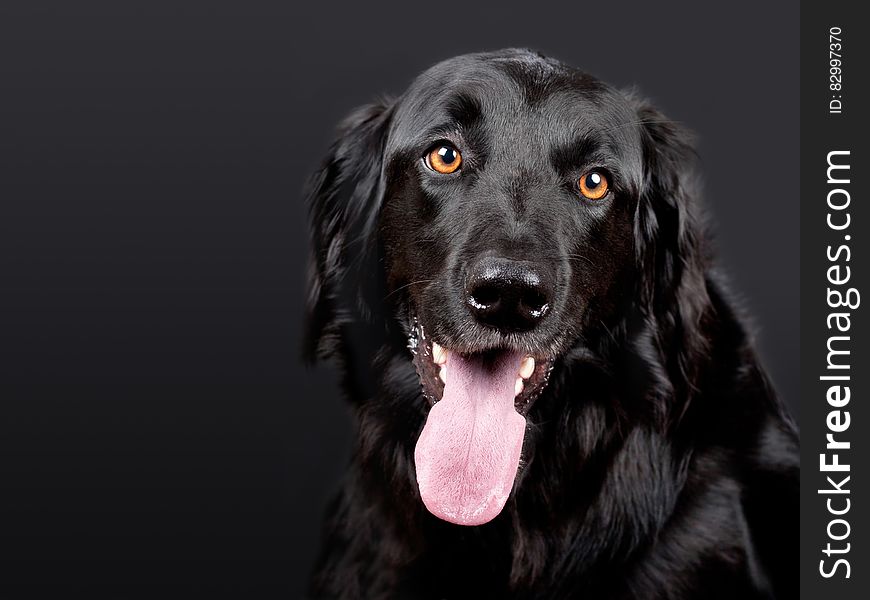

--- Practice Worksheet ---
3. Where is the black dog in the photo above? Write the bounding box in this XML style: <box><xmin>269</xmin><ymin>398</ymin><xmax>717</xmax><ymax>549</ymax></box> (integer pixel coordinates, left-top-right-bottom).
<box><xmin>304</xmin><ymin>49</ymin><xmax>798</xmax><ymax>599</ymax></box>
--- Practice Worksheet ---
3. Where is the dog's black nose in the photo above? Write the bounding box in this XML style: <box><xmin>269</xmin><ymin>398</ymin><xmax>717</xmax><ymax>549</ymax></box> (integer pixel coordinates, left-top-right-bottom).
<box><xmin>465</xmin><ymin>257</ymin><xmax>552</xmax><ymax>332</ymax></box>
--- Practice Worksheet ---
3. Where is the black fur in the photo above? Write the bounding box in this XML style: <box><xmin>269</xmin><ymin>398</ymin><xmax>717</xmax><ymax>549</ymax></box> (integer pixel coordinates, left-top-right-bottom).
<box><xmin>304</xmin><ymin>49</ymin><xmax>798</xmax><ymax>599</ymax></box>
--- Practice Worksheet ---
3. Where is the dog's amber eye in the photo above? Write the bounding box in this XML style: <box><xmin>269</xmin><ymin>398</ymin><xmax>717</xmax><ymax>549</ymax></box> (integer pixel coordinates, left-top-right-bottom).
<box><xmin>578</xmin><ymin>171</ymin><xmax>609</xmax><ymax>200</ymax></box>
<box><xmin>425</xmin><ymin>144</ymin><xmax>462</xmax><ymax>174</ymax></box>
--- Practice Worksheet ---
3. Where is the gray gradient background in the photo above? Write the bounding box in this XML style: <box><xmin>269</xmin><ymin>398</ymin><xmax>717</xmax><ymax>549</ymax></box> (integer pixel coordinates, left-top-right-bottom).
<box><xmin>0</xmin><ymin>1</ymin><xmax>797</xmax><ymax>597</ymax></box>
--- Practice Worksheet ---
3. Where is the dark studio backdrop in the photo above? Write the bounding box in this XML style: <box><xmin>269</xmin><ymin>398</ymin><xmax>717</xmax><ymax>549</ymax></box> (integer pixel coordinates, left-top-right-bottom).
<box><xmin>0</xmin><ymin>1</ymin><xmax>798</xmax><ymax>597</ymax></box>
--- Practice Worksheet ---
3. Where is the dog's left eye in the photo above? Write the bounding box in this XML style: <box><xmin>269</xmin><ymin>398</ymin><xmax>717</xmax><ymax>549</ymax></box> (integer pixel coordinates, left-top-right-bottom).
<box><xmin>424</xmin><ymin>143</ymin><xmax>463</xmax><ymax>174</ymax></box>
<box><xmin>578</xmin><ymin>171</ymin><xmax>610</xmax><ymax>200</ymax></box>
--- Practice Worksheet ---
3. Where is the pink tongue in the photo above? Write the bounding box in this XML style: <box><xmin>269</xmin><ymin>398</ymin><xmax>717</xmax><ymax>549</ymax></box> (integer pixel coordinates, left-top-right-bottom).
<box><xmin>414</xmin><ymin>351</ymin><xmax>526</xmax><ymax>526</ymax></box>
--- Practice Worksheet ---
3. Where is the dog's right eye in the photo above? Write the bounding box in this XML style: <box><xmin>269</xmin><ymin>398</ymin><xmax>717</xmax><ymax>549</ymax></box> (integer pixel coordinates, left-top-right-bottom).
<box><xmin>424</xmin><ymin>143</ymin><xmax>463</xmax><ymax>174</ymax></box>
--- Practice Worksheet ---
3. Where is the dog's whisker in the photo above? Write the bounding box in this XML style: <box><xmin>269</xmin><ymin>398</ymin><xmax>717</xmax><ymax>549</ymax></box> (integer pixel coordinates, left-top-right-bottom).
<box><xmin>564</xmin><ymin>253</ymin><xmax>595</xmax><ymax>267</ymax></box>
<box><xmin>384</xmin><ymin>278</ymin><xmax>435</xmax><ymax>300</ymax></box>
<box><xmin>598</xmin><ymin>319</ymin><xmax>620</xmax><ymax>347</ymax></box>
<box><xmin>599</xmin><ymin>118</ymin><xmax>685</xmax><ymax>134</ymax></box>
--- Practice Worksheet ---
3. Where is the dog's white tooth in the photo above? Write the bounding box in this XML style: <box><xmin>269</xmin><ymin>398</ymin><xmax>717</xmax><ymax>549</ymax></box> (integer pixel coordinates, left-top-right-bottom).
<box><xmin>519</xmin><ymin>356</ymin><xmax>535</xmax><ymax>379</ymax></box>
<box><xmin>433</xmin><ymin>342</ymin><xmax>448</xmax><ymax>365</ymax></box>
<box><xmin>515</xmin><ymin>378</ymin><xmax>524</xmax><ymax>397</ymax></box>
<box><xmin>439</xmin><ymin>364</ymin><xmax>447</xmax><ymax>385</ymax></box>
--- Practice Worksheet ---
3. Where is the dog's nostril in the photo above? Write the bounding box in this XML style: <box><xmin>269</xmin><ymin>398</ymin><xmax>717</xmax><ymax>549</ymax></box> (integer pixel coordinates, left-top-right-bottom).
<box><xmin>469</xmin><ymin>283</ymin><xmax>501</xmax><ymax>309</ymax></box>
<box><xmin>522</xmin><ymin>289</ymin><xmax>549</xmax><ymax>317</ymax></box>
<box><xmin>464</xmin><ymin>257</ymin><xmax>553</xmax><ymax>332</ymax></box>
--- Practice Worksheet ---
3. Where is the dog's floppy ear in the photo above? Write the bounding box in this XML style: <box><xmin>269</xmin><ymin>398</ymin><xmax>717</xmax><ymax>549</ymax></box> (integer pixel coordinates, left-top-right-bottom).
<box><xmin>303</xmin><ymin>99</ymin><xmax>394</xmax><ymax>362</ymax></box>
<box><xmin>631</xmin><ymin>98</ymin><xmax>710</xmax><ymax>410</ymax></box>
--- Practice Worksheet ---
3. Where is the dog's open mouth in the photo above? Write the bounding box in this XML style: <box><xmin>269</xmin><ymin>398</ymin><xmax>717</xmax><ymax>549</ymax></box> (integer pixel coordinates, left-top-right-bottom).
<box><xmin>408</xmin><ymin>317</ymin><xmax>553</xmax><ymax>526</ymax></box>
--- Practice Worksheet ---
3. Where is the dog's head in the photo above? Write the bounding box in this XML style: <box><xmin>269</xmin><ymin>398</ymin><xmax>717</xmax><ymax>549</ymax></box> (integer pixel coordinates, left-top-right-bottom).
<box><xmin>305</xmin><ymin>49</ymin><xmax>705</xmax><ymax>526</ymax></box>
